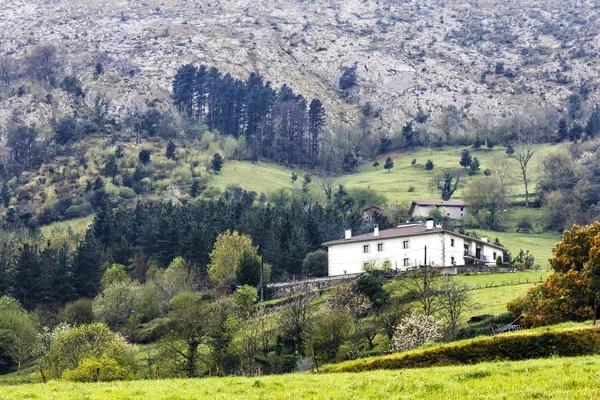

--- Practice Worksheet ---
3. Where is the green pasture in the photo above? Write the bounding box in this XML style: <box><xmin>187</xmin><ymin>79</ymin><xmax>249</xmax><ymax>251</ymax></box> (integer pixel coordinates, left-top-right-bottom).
<box><xmin>1</xmin><ymin>356</ymin><xmax>598</xmax><ymax>399</ymax></box>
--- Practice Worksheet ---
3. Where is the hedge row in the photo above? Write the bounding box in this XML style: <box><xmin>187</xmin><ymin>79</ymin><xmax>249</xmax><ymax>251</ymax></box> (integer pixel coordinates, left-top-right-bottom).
<box><xmin>321</xmin><ymin>327</ymin><xmax>600</xmax><ymax>373</ymax></box>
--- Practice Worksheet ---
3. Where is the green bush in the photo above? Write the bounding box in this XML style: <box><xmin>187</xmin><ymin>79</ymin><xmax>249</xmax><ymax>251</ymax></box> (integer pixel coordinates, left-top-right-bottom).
<box><xmin>321</xmin><ymin>327</ymin><xmax>600</xmax><ymax>373</ymax></box>
<box><xmin>455</xmin><ymin>313</ymin><xmax>514</xmax><ymax>340</ymax></box>
<box><xmin>118</xmin><ymin>187</ymin><xmax>137</xmax><ymax>199</ymax></box>
<box><xmin>61</xmin><ymin>356</ymin><xmax>133</xmax><ymax>382</ymax></box>
<box><xmin>131</xmin><ymin>317</ymin><xmax>172</xmax><ymax>344</ymax></box>
<box><xmin>65</xmin><ymin>202</ymin><xmax>93</xmax><ymax>219</ymax></box>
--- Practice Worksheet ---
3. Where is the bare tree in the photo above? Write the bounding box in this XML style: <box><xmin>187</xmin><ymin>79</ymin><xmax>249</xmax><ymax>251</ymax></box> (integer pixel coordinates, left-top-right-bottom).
<box><xmin>515</xmin><ymin>135</ymin><xmax>535</xmax><ymax>207</ymax></box>
<box><xmin>316</xmin><ymin>174</ymin><xmax>335</xmax><ymax>203</ymax></box>
<box><xmin>277</xmin><ymin>281</ymin><xmax>319</xmax><ymax>355</ymax></box>
<box><xmin>0</xmin><ymin>56</ymin><xmax>17</xmax><ymax>87</ymax></box>
<box><xmin>25</xmin><ymin>44</ymin><xmax>60</xmax><ymax>85</ymax></box>
<box><xmin>438</xmin><ymin>276</ymin><xmax>472</xmax><ymax>340</ymax></box>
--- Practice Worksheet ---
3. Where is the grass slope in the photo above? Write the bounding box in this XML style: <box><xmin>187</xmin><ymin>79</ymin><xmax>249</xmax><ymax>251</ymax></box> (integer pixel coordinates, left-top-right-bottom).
<box><xmin>1</xmin><ymin>356</ymin><xmax>599</xmax><ymax>399</ymax></box>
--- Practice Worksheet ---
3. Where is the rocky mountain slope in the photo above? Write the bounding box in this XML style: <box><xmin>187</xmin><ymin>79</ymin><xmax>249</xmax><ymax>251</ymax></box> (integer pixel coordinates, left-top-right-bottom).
<box><xmin>1</xmin><ymin>0</ymin><xmax>600</xmax><ymax>136</ymax></box>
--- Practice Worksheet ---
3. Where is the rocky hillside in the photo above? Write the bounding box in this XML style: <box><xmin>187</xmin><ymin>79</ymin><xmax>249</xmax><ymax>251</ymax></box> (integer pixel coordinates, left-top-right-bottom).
<box><xmin>1</xmin><ymin>0</ymin><xmax>600</xmax><ymax>137</ymax></box>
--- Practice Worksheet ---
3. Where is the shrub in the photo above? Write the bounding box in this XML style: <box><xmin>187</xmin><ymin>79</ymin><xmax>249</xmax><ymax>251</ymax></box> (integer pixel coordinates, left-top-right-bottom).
<box><xmin>45</xmin><ymin>323</ymin><xmax>136</xmax><ymax>379</ymax></box>
<box><xmin>322</xmin><ymin>327</ymin><xmax>600</xmax><ymax>373</ymax></box>
<box><xmin>65</xmin><ymin>202</ymin><xmax>93</xmax><ymax>219</ymax></box>
<box><xmin>61</xmin><ymin>355</ymin><xmax>133</xmax><ymax>382</ymax></box>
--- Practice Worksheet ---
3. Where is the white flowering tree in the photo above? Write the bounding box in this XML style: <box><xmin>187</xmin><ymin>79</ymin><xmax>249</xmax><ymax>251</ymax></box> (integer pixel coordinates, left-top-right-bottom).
<box><xmin>391</xmin><ymin>312</ymin><xmax>442</xmax><ymax>352</ymax></box>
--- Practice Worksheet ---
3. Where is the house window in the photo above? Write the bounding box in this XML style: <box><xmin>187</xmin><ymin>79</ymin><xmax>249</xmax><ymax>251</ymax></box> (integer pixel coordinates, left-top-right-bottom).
<box><xmin>403</xmin><ymin>240</ymin><xmax>409</xmax><ymax>249</ymax></box>
<box><xmin>493</xmin><ymin>252</ymin><xmax>497</xmax><ymax>260</ymax></box>
<box><xmin>363</xmin><ymin>245</ymin><xmax>369</xmax><ymax>253</ymax></box>
<box><xmin>451</xmin><ymin>256</ymin><xmax>455</xmax><ymax>265</ymax></box>
<box><xmin>460</xmin><ymin>206</ymin><xmax>464</xmax><ymax>212</ymax></box>
<box><xmin>446</xmin><ymin>213</ymin><xmax>451</xmax><ymax>217</ymax></box>
<box><xmin>378</xmin><ymin>243</ymin><xmax>384</xmax><ymax>252</ymax></box>
<box><xmin>460</xmin><ymin>212</ymin><xmax>464</xmax><ymax>217</ymax></box>
<box><xmin>450</xmin><ymin>239</ymin><xmax>455</xmax><ymax>247</ymax></box>
<box><xmin>403</xmin><ymin>258</ymin><xmax>410</xmax><ymax>267</ymax></box>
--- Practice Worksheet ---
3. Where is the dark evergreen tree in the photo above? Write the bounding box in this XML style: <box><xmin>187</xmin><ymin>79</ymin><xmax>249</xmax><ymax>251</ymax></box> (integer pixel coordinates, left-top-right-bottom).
<box><xmin>459</xmin><ymin>149</ymin><xmax>473</xmax><ymax>170</ymax></box>
<box><xmin>172</xmin><ymin>63</ymin><xmax>197</xmax><ymax>118</ymax></box>
<box><xmin>11</xmin><ymin>243</ymin><xmax>42</xmax><ymax>310</ymax></box>
<box><xmin>115</xmin><ymin>145</ymin><xmax>124</xmax><ymax>158</ymax></box>
<box><xmin>236</xmin><ymin>250</ymin><xmax>261</xmax><ymax>286</ymax></box>
<box><xmin>384</xmin><ymin>156</ymin><xmax>394</xmax><ymax>173</ymax></box>
<box><xmin>372</xmin><ymin>160</ymin><xmax>379</xmax><ymax>170</ymax></box>
<box><xmin>570</xmin><ymin>122</ymin><xmax>584</xmax><ymax>142</ymax></box>
<box><xmin>71</xmin><ymin>237</ymin><xmax>104</xmax><ymax>299</ymax></box>
<box><xmin>308</xmin><ymin>99</ymin><xmax>325</xmax><ymax>166</ymax></box>
<box><xmin>470</xmin><ymin>157</ymin><xmax>481</xmax><ymax>173</ymax></box>
<box><xmin>139</xmin><ymin>149</ymin><xmax>151</xmax><ymax>164</ymax></box>
<box><xmin>0</xmin><ymin>182</ymin><xmax>10</xmax><ymax>208</ymax></box>
<box><xmin>166</xmin><ymin>140</ymin><xmax>176</xmax><ymax>160</ymax></box>
<box><xmin>102</xmin><ymin>155</ymin><xmax>119</xmax><ymax>178</ymax></box>
<box><xmin>212</xmin><ymin>153</ymin><xmax>223</xmax><ymax>173</ymax></box>
<box><xmin>585</xmin><ymin>105</ymin><xmax>600</xmax><ymax>138</ymax></box>
<box><xmin>425</xmin><ymin>160</ymin><xmax>434</xmax><ymax>172</ymax></box>
<box><xmin>401</xmin><ymin>121</ymin><xmax>418</xmax><ymax>147</ymax></box>
<box><xmin>190</xmin><ymin>180</ymin><xmax>201</xmax><ymax>197</ymax></box>
<box><xmin>342</xmin><ymin>151</ymin><xmax>359</xmax><ymax>173</ymax></box>
<box><xmin>557</xmin><ymin>118</ymin><xmax>569</xmax><ymax>141</ymax></box>
<box><xmin>441</xmin><ymin>172</ymin><xmax>460</xmax><ymax>201</ymax></box>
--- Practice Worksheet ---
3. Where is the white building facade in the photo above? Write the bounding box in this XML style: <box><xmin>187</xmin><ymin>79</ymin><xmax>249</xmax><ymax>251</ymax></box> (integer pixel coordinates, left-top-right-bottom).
<box><xmin>323</xmin><ymin>221</ymin><xmax>505</xmax><ymax>276</ymax></box>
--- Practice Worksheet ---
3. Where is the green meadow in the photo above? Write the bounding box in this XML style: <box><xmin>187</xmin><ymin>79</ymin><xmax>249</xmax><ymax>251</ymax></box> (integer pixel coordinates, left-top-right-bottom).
<box><xmin>1</xmin><ymin>356</ymin><xmax>598</xmax><ymax>399</ymax></box>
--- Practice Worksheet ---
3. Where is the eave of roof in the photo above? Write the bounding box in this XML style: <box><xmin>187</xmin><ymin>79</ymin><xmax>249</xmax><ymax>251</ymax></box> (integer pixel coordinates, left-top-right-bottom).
<box><xmin>322</xmin><ymin>228</ymin><xmax>507</xmax><ymax>251</ymax></box>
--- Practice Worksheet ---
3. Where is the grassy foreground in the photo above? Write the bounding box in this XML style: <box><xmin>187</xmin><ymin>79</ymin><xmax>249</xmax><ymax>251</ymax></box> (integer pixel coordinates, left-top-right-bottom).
<box><xmin>0</xmin><ymin>356</ymin><xmax>598</xmax><ymax>399</ymax></box>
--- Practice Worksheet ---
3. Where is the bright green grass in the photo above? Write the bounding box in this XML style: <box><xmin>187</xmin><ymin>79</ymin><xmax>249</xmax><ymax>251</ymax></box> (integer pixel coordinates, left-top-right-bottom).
<box><xmin>472</xmin><ymin>230</ymin><xmax>561</xmax><ymax>269</ymax></box>
<box><xmin>338</xmin><ymin>144</ymin><xmax>559</xmax><ymax>206</ymax></box>
<box><xmin>1</xmin><ymin>356</ymin><xmax>599</xmax><ymax>399</ymax></box>
<box><xmin>211</xmin><ymin>160</ymin><xmax>308</xmax><ymax>196</ymax></box>
<box><xmin>39</xmin><ymin>217</ymin><xmax>93</xmax><ymax>238</ymax></box>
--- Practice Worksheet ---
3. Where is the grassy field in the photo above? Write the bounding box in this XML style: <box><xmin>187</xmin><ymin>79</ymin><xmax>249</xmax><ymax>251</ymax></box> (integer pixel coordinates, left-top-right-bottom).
<box><xmin>1</xmin><ymin>356</ymin><xmax>598</xmax><ymax>399</ymax></box>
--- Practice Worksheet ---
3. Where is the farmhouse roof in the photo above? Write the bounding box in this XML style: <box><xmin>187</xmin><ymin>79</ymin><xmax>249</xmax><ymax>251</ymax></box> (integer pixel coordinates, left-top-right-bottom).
<box><xmin>411</xmin><ymin>200</ymin><xmax>468</xmax><ymax>207</ymax></box>
<box><xmin>322</xmin><ymin>223</ymin><xmax>506</xmax><ymax>250</ymax></box>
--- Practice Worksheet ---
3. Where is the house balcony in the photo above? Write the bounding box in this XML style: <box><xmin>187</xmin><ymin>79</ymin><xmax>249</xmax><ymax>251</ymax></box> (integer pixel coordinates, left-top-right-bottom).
<box><xmin>464</xmin><ymin>251</ymin><xmax>487</xmax><ymax>261</ymax></box>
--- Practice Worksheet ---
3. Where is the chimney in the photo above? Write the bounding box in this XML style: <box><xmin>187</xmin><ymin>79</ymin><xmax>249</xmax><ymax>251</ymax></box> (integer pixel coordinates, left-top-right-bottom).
<box><xmin>374</xmin><ymin>225</ymin><xmax>379</xmax><ymax>237</ymax></box>
<box><xmin>426</xmin><ymin>218</ymin><xmax>434</xmax><ymax>230</ymax></box>
<box><xmin>345</xmin><ymin>229</ymin><xmax>352</xmax><ymax>240</ymax></box>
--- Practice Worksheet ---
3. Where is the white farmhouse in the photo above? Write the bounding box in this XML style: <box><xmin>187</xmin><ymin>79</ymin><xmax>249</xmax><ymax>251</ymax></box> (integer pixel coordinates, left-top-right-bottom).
<box><xmin>409</xmin><ymin>200</ymin><xmax>468</xmax><ymax>219</ymax></box>
<box><xmin>323</xmin><ymin>220</ymin><xmax>506</xmax><ymax>276</ymax></box>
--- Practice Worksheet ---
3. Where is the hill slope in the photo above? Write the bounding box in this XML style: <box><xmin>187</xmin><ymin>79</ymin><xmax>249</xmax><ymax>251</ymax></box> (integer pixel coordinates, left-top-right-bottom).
<box><xmin>1</xmin><ymin>0</ymin><xmax>600</xmax><ymax>133</ymax></box>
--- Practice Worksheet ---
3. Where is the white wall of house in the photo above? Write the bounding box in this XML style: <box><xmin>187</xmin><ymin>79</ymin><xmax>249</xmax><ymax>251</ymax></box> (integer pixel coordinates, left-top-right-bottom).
<box><xmin>327</xmin><ymin>232</ymin><xmax>502</xmax><ymax>276</ymax></box>
<box><xmin>412</xmin><ymin>204</ymin><xmax>467</xmax><ymax>219</ymax></box>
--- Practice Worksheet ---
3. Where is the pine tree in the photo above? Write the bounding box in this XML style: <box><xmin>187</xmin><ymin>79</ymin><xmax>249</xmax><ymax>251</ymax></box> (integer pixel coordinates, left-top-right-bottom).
<box><xmin>172</xmin><ymin>64</ymin><xmax>197</xmax><ymax>118</ymax></box>
<box><xmin>470</xmin><ymin>157</ymin><xmax>481</xmax><ymax>173</ymax></box>
<box><xmin>190</xmin><ymin>180</ymin><xmax>200</xmax><ymax>197</ymax></box>
<box><xmin>71</xmin><ymin>237</ymin><xmax>104</xmax><ymax>299</ymax></box>
<box><xmin>384</xmin><ymin>156</ymin><xmax>394</xmax><ymax>173</ymax></box>
<box><xmin>557</xmin><ymin>118</ymin><xmax>569</xmax><ymax>141</ymax></box>
<box><xmin>115</xmin><ymin>145</ymin><xmax>124</xmax><ymax>158</ymax></box>
<box><xmin>372</xmin><ymin>160</ymin><xmax>380</xmax><ymax>170</ymax></box>
<box><xmin>0</xmin><ymin>182</ymin><xmax>10</xmax><ymax>208</ymax></box>
<box><xmin>212</xmin><ymin>153</ymin><xmax>223</xmax><ymax>173</ymax></box>
<box><xmin>585</xmin><ymin>105</ymin><xmax>600</xmax><ymax>138</ymax></box>
<box><xmin>166</xmin><ymin>140</ymin><xmax>176</xmax><ymax>160</ymax></box>
<box><xmin>425</xmin><ymin>160</ymin><xmax>434</xmax><ymax>172</ymax></box>
<box><xmin>102</xmin><ymin>155</ymin><xmax>119</xmax><ymax>178</ymax></box>
<box><xmin>308</xmin><ymin>99</ymin><xmax>325</xmax><ymax>166</ymax></box>
<box><xmin>459</xmin><ymin>149</ymin><xmax>473</xmax><ymax>170</ymax></box>
<box><xmin>570</xmin><ymin>122</ymin><xmax>584</xmax><ymax>142</ymax></box>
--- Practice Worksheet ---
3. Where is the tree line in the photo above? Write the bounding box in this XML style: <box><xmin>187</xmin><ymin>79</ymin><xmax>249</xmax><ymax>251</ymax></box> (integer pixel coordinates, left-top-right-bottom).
<box><xmin>173</xmin><ymin>64</ymin><xmax>326</xmax><ymax>168</ymax></box>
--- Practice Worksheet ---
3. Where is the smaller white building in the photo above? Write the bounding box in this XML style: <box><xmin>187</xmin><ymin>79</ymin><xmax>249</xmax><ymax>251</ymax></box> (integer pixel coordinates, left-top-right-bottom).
<box><xmin>409</xmin><ymin>200</ymin><xmax>468</xmax><ymax>220</ymax></box>
<box><xmin>323</xmin><ymin>221</ymin><xmax>506</xmax><ymax>276</ymax></box>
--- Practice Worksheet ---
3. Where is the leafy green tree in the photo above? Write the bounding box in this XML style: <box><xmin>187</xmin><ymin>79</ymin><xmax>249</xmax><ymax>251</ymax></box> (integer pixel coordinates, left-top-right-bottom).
<box><xmin>150</xmin><ymin>257</ymin><xmax>192</xmax><ymax>315</ymax></box>
<box><xmin>211</xmin><ymin>153</ymin><xmax>223</xmax><ymax>173</ymax></box>
<box><xmin>93</xmin><ymin>280</ymin><xmax>143</xmax><ymax>329</ymax></box>
<box><xmin>101</xmin><ymin>264</ymin><xmax>128</xmax><ymax>290</ymax></box>
<box><xmin>425</xmin><ymin>160</ymin><xmax>434</xmax><ymax>172</ymax></box>
<box><xmin>302</xmin><ymin>249</ymin><xmax>328</xmax><ymax>277</ymax></box>
<box><xmin>166</xmin><ymin>140</ymin><xmax>176</xmax><ymax>160</ymax></box>
<box><xmin>384</xmin><ymin>156</ymin><xmax>394</xmax><ymax>173</ymax></box>
<box><xmin>45</xmin><ymin>323</ymin><xmax>135</xmax><ymax>379</ymax></box>
<box><xmin>208</xmin><ymin>231</ymin><xmax>259</xmax><ymax>287</ymax></box>
<box><xmin>506</xmin><ymin>145</ymin><xmax>515</xmax><ymax>156</ymax></box>
<box><xmin>0</xmin><ymin>298</ymin><xmax>39</xmax><ymax>372</ymax></box>
<box><xmin>342</xmin><ymin>151</ymin><xmax>359</xmax><ymax>173</ymax></box>
<box><xmin>459</xmin><ymin>149</ymin><xmax>472</xmax><ymax>170</ymax></box>
<box><xmin>372</xmin><ymin>160</ymin><xmax>379</xmax><ymax>170</ymax></box>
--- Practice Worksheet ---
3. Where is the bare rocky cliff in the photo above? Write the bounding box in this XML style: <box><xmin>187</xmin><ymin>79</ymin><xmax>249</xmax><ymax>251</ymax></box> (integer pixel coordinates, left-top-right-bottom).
<box><xmin>1</xmin><ymin>0</ymin><xmax>600</xmax><ymax>137</ymax></box>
